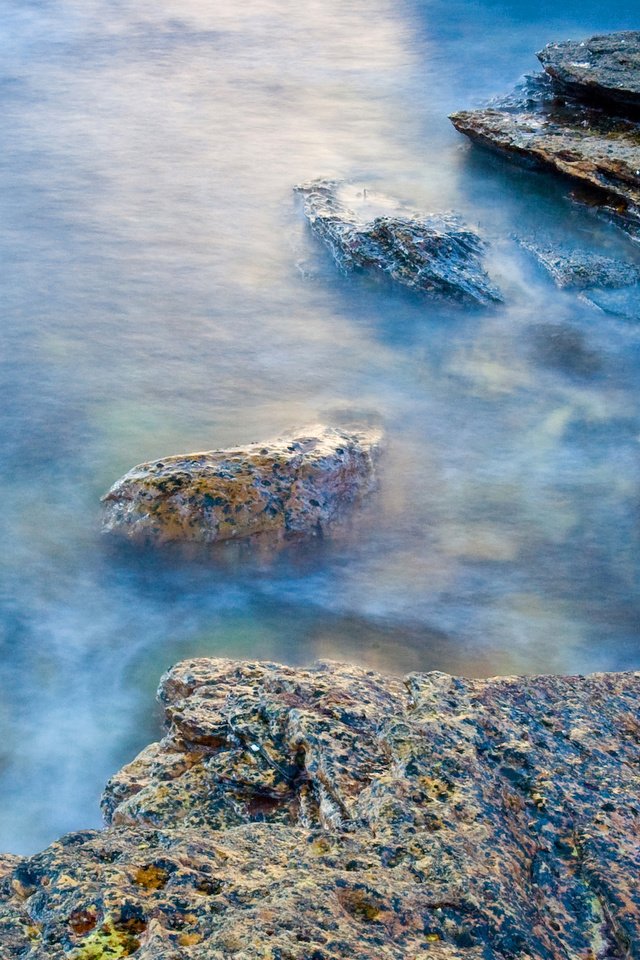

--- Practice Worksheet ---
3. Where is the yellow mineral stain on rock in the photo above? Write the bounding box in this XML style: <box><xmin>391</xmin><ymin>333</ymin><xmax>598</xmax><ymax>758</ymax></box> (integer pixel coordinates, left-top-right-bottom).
<box><xmin>133</xmin><ymin>864</ymin><xmax>170</xmax><ymax>890</ymax></box>
<box><xmin>178</xmin><ymin>931</ymin><xmax>203</xmax><ymax>946</ymax></box>
<box><xmin>68</xmin><ymin>919</ymin><xmax>141</xmax><ymax>960</ymax></box>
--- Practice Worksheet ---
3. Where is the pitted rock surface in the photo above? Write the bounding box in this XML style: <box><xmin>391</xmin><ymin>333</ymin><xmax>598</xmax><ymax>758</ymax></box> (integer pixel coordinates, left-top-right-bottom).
<box><xmin>296</xmin><ymin>179</ymin><xmax>502</xmax><ymax>305</ymax></box>
<box><xmin>101</xmin><ymin>425</ymin><xmax>381</xmax><ymax>545</ymax></box>
<box><xmin>1</xmin><ymin>658</ymin><xmax>638</xmax><ymax>958</ymax></box>
<box><xmin>538</xmin><ymin>32</ymin><xmax>640</xmax><ymax>111</ymax></box>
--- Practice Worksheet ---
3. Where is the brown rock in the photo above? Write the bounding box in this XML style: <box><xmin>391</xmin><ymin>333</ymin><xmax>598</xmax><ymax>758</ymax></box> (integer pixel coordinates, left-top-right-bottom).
<box><xmin>451</xmin><ymin>98</ymin><xmax>640</xmax><ymax>236</ymax></box>
<box><xmin>450</xmin><ymin>64</ymin><xmax>640</xmax><ymax>239</ymax></box>
<box><xmin>1</xmin><ymin>658</ymin><xmax>638</xmax><ymax>958</ymax></box>
<box><xmin>101</xmin><ymin>425</ymin><xmax>381</xmax><ymax>545</ymax></box>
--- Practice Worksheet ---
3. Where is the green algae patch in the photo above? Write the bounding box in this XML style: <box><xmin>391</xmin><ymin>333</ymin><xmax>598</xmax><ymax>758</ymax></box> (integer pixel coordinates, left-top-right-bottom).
<box><xmin>69</xmin><ymin>919</ymin><xmax>141</xmax><ymax>959</ymax></box>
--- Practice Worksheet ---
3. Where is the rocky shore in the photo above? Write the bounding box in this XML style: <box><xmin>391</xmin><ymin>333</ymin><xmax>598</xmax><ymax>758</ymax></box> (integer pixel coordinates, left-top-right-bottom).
<box><xmin>1</xmin><ymin>658</ymin><xmax>638</xmax><ymax>958</ymax></box>
<box><xmin>451</xmin><ymin>32</ymin><xmax>640</xmax><ymax>241</ymax></box>
<box><xmin>4</xmin><ymin>26</ymin><xmax>640</xmax><ymax>960</ymax></box>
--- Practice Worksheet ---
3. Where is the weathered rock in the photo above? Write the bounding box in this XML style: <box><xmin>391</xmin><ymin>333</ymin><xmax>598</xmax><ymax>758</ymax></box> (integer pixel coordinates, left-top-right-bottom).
<box><xmin>0</xmin><ymin>855</ymin><xmax>21</xmax><ymax>882</ymax></box>
<box><xmin>1</xmin><ymin>658</ymin><xmax>638</xmax><ymax>958</ymax></box>
<box><xmin>101</xmin><ymin>425</ymin><xmax>381</xmax><ymax>545</ymax></box>
<box><xmin>450</xmin><ymin>70</ymin><xmax>640</xmax><ymax>239</ymax></box>
<box><xmin>296</xmin><ymin>179</ymin><xmax>502</xmax><ymax>305</ymax></box>
<box><xmin>538</xmin><ymin>31</ymin><xmax>640</xmax><ymax>112</ymax></box>
<box><xmin>519</xmin><ymin>239</ymin><xmax>640</xmax><ymax>289</ymax></box>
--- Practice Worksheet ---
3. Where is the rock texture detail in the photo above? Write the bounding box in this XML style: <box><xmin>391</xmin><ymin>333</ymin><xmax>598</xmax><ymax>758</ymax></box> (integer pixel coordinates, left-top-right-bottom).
<box><xmin>296</xmin><ymin>179</ymin><xmax>502</xmax><ymax>305</ymax></box>
<box><xmin>538</xmin><ymin>31</ymin><xmax>640</xmax><ymax>110</ymax></box>
<box><xmin>1</xmin><ymin>658</ymin><xmax>638</xmax><ymax>958</ymax></box>
<box><xmin>101</xmin><ymin>425</ymin><xmax>381</xmax><ymax>544</ymax></box>
<box><xmin>450</xmin><ymin>36</ymin><xmax>640</xmax><ymax>240</ymax></box>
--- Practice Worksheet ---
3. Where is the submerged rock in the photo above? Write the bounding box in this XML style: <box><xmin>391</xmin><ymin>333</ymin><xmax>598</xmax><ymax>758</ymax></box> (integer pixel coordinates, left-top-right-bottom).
<box><xmin>296</xmin><ymin>178</ymin><xmax>502</xmax><ymax>305</ymax></box>
<box><xmin>527</xmin><ymin>323</ymin><xmax>602</xmax><ymax>378</ymax></box>
<box><xmin>538</xmin><ymin>31</ymin><xmax>640</xmax><ymax>111</ymax></box>
<box><xmin>519</xmin><ymin>239</ymin><xmax>640</xmax><ymax>289</ymax></box>
<box><xmin>583</xmin><ymin>285</ymin><xmax>640</xmax><ymax>319</ymax></box>
<box><xmin>1</xmin><ymin>658</ymin><xmax>638</xmax><ymax>959</ymax></box>
<box><xmin>102</xmin><ymin>425</ymin><xmax>381</xmax><ymax>545</ymax></box>
<box><xmin>450</xmin><ymin>50</ymin><xmax>640</xmax><ymax>239</ymax></box>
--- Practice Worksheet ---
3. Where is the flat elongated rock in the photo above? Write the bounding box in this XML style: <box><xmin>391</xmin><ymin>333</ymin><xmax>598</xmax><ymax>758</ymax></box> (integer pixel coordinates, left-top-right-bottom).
<box><xmin>538</xmin><ymin>31</ymin><xmax>640</xmax><ymax>111</ymax></box>
<box><xmin>296</xmin><ymin>179</ymin><xmax>502</xmax><ymax>305</ymax></box>
<box><xmin>450</xmin><ymin>67</ymin><xmax>640</xmax><ymax>239</ymax></box>
<box><xmin>1</xmin><ymin>658</ymin><xmax>637</xmax><ymax>959</ymax></box>
<box><xmin>102</xmin><ymin>425</ymin><xmax>381</xmax><ymax>544</ymax></box>
<box><xmin>451</xmin><ymin>102</ymin><xmax>640</xmax><ymax>235</ymax></box>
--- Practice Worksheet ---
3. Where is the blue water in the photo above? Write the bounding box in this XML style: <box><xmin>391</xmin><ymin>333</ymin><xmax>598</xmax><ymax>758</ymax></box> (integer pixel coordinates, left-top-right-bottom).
<box><xmin>0</xmin><ymin>0</ymin><xmax>639</xmax><ymax>854</ymax></box>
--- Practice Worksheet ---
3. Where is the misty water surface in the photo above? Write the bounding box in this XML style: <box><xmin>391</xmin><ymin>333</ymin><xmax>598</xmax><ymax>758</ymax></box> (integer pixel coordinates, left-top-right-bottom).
<box><xmin>0</xmin><ymin>0</ymin><xmax>639</xmax><ymax>853</ymax></box>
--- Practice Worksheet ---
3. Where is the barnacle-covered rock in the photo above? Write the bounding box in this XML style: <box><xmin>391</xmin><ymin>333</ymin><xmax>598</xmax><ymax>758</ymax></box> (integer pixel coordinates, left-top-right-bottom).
<box><xmin>101</xmin><ymin>425</ymin><xmax>381</xmax><ymax>545</ymax></box>
<box><xmin>538</xmin><ymin>31</ymin><xmax>640</xmax><ymax>111</ymax></box>
<box><xmin>295</xmin><ymin>179</ymin><xmax>502</xmax><ymax>305</ymax></box>
<box><xmin>450</xmin><ymin>63</ymin><xmax>640</xmax><ymax>239</ymax></box>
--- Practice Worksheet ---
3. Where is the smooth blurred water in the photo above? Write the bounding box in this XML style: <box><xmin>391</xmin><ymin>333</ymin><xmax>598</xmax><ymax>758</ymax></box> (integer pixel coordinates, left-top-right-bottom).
<box><xmin>1</xmin><ymin>0</ymin><xmax>639</xmax><ymax>854</ymax></box>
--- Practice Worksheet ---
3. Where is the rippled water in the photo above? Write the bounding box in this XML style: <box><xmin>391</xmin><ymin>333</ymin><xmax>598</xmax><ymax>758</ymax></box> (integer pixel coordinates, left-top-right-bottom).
<box><xmin>1</xmin><ymin>0</ymin><xmax>639</xmax><ymax>854</ymax></box>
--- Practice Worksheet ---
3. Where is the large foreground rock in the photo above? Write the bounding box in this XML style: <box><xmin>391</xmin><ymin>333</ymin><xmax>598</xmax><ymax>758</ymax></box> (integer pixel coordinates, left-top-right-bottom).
<box><xmin>296</xmin><ymin>179</ymin><xmax>502</xmax><ymax>305</ymax></box>
<box><xmin>450</xmin><ymin>41</ymin><xmax>640</xmax><ymax>240</ymax></box>
<box><xmin>1</xmin><ymin>658</ymin><xmax>638</xmax><ymax>958</ymax></box>
<box><xmin>538</xmin><ymin>31</ymin><xmax>640</xmax><ymax>111</ymax></box>
<box><xmin>102</xmin><ymin>425</ymin><xmax>380</xmax><ymax>545</ymax></box>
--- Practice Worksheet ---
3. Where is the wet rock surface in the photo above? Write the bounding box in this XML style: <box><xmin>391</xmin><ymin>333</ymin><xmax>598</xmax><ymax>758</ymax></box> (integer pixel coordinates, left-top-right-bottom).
<box><xmin>296</xmin><ymin>179</ymin><xmax>502</xmax><ymax>305</ymax></box>
<box><xmin>538</xmin><ymin>32</ymin><xmax>640</xmax><ymax>110</ymax></box>
<box><xmin>101</xmin><ymin>425</ymin><xmax>381</xmax><ymax>545</ymax></box>
<box><xmin>1</xmin><ymin>658</ymin><xmax>639</xmax><ymax>958</ymax></box>
<box><xmin>450</xmin><ymin>45</ymin><xmax>640</xmax><ymax>240</ymax></box>
<box><xmin>519</xmin><ymin>239</ymin><xmax>640</xmax><ymax>290</ymax></box>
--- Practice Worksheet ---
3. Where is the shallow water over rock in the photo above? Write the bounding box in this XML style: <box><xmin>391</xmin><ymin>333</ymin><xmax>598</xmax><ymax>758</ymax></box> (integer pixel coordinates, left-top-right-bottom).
<box><xmin>0</xmin><ymin>0</ymin><xmax>639</xmax><ymax>855</ymax></box>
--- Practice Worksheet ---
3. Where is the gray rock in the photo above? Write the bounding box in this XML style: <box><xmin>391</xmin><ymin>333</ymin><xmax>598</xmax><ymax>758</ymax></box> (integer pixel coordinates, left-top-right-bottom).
<box><xmin>519</xmin><ymin>239</ymin><xmax>640</xmax><ymax>289</ymax></box>
<box><xmin>296</xmin><ymin>178</ymin><xmax>502</xmax><ymax>305</ymax></box>
<box><xmin>538</xmin><ymin>31</ymin><xmax>640</xmax><ymax>112</ymax></box>
<box><xmin>102</xmin><ymin>425</ymin><xmax>381</xmax><ymax>545</ymax></box>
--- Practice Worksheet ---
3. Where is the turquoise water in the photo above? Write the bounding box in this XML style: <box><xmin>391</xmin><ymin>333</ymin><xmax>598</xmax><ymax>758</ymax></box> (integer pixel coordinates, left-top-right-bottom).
<box><xmin>0</xmin><ymin>0</ymin><xmax>639</xmax><ymax>853</ymax></box>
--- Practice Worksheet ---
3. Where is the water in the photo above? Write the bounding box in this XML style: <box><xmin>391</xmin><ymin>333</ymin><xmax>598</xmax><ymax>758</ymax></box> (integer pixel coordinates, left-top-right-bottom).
<box><xmin>0</xmin><ymin>0</ymin><xmax>639</xmax><ymax>855</ymax></box>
